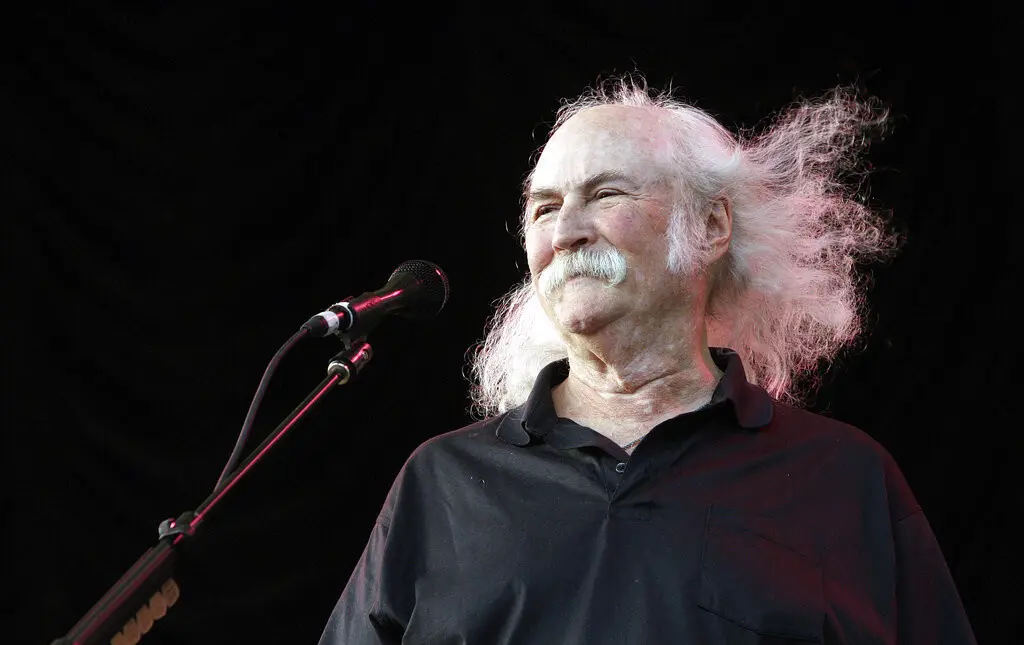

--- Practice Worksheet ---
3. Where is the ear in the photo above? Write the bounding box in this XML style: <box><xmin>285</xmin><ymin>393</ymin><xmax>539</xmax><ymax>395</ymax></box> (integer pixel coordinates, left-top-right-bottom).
<box><xmin>705</xmin><ymin>196</ymin><xmax>733</xmax><ymax>263</ymax></box>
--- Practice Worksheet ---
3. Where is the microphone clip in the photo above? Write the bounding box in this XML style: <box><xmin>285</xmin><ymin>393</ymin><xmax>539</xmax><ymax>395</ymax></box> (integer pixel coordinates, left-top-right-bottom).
<box><xmin>327</xmin><ymin>337</ymin><xmax>373</xmax><ymax>385</ymax></box>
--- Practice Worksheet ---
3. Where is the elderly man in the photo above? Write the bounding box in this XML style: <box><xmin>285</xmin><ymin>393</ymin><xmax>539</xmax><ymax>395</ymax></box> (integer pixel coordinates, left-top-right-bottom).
<box><xmin>318</xmin><ymin>79</ymin><xmax>976</xmax><ymax>644</ymax></box>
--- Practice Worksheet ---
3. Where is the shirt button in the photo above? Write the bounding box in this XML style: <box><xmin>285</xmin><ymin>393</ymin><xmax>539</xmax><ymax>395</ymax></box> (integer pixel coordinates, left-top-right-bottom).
<box><xmin>615</xmin><ymin>462</ymin><xmax>626</xmax><ymax>473</ymax></box>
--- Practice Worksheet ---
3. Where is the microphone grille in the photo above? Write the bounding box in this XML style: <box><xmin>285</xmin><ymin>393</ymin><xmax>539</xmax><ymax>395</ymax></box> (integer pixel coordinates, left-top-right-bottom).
<box><xmin>389</xmin><ymin>260</ymin><xmax>450</xmax><ymax>317</ymax></box>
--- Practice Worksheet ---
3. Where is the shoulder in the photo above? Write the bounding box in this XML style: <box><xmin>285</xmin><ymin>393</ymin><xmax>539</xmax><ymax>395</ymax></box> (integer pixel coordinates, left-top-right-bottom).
<box><xmin>406</xmin><ymin>412</ymin><xmax>513</xmax><ymax>465</ymax></box>
<box><xmin>768</xmin><ymin>402</ymin><xmax>892</xmax><ymax>458</ymax></box>
<box><xmin>767</xmin><ymin>402</ymin><xmax>921</xmax><ymax>520</ymax></box>
<box><xmin>375</xmin><ymin>412</ymin><xmax>519</xmax><ymax>521</ymax></box>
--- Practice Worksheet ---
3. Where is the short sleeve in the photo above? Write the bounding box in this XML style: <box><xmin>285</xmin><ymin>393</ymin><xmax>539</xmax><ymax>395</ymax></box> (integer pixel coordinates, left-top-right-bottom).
<box><xmin>893</xmin><ymin>509</ymin><xmax>977</xmax><ymax>644</ymax></box>
<box><xmin>317</xmin><ymin>520</ymin><xmax>404</xmax><ymax>645</ymax></box>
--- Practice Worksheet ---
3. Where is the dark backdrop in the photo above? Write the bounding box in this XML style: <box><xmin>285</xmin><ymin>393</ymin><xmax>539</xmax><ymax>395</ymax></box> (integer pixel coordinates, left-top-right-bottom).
<box><xmin>6</xmin><ymin>3</ymin><xmax>1020</xmax><ymax>643</ymax></box>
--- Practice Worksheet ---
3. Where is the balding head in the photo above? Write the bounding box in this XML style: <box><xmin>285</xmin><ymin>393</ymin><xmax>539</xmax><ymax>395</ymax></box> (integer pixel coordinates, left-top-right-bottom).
<box><xmin>528</xmin><ymin>105</ymin><xmax>678</xmax><ymax>210</ymax></box>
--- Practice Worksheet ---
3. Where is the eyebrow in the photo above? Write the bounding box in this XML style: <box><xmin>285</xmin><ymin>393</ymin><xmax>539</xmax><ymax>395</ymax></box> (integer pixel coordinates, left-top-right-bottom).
<box><xmin>523</xmin><ymin>171</ymin><xmax>640</xmax><ymax>203</ymax></box>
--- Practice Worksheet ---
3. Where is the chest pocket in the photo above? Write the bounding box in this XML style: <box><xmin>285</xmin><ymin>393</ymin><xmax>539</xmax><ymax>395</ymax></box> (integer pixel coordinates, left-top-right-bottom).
<box><xmin>697</xmin><ymin>504</ymin><xmax>824</xmax><ymax>642</ymax></box>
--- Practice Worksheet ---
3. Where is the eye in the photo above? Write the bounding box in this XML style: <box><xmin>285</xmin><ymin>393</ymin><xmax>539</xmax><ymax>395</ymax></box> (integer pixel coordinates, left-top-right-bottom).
<box><xmin>595</xmin><ymin>188</ymin><xmax>621</xmax><ymax>199</ymax></box>
<box><xmin>532</xmin><ymin>204</ymin><xmax>559</xmax><ymax>220</ymax></box>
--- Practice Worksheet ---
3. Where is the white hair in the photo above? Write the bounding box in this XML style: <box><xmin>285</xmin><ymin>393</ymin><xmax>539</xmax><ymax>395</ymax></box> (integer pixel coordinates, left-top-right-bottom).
<box><xmin>467</xmin><ymin>75</ymin><xmax>898</xmax><ymax>418</ymax></box>
<box><xmin>538</xmin><ymin>246</ymin><xmax>629</xmax><ymax>298</ymax></box>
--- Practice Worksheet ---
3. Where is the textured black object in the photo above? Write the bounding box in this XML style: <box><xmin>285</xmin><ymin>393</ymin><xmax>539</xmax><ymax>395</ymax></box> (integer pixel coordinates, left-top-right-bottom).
<box><xmin>387</xmin><ymin>260</ymin><xmax>450</xmax><ymax>319</ymax></box>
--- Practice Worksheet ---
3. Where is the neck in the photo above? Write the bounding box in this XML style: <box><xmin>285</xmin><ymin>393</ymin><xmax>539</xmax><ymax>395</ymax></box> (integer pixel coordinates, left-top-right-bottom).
<box><xmin>552</xmin><ymin>313</ymin><xmax>723</xmax><ymax>445</ymax></box>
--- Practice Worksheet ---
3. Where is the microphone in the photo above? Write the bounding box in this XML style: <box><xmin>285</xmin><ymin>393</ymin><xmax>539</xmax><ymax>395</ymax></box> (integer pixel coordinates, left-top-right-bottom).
<box><xmin>302</xmin><ymin>260</ymin><xmax>450</xmax><ymax>338</ymax></box>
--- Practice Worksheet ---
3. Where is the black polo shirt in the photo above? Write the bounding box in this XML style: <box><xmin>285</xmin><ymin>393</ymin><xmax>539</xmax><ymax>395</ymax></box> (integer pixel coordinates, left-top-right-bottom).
<box><xmin>318</xmin><ymin>348</ymin><xmax>976</xmax><ymax>644</ymax></box>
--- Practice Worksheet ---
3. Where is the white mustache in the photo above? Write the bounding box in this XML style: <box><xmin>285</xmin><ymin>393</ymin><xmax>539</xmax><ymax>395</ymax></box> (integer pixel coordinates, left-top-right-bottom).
<box><xmin>538</xmin><ymin>247</ymin><xmax>628</xmax><ymax>297</ymax></box>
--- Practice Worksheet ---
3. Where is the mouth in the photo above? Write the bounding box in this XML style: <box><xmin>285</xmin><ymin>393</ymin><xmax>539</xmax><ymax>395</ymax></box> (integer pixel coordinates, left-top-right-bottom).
<box><xmin>549</xmin><ymin>274</ymin><xmax>606</xmax><ymax>297</ymax></box>
<box><xmin>555</xmin><ymin>273</ymin><xmax>596</xmax><ymax>288</ymax></box>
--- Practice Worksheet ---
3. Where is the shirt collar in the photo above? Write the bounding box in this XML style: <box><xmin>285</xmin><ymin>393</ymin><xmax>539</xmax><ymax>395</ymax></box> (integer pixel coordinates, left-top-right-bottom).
<box><xmin>495</xmin><ymin>347</ymin><xmax>774</xmax><ymax>447</ymax></box>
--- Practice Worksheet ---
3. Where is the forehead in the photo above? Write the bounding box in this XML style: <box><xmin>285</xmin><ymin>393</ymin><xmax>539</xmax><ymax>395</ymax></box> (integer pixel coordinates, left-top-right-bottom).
<box><xmin>529</xmin><ymin>105</ymin><xmax>675</xmax><ymax>194</ymax></box>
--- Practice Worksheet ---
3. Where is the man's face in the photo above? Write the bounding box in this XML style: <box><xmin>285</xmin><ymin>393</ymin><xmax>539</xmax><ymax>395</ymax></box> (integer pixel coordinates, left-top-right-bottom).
<box><xmin>524</xmin><ymin>105</ymin><xmax>689</xmax><ymax>337</ymax></box>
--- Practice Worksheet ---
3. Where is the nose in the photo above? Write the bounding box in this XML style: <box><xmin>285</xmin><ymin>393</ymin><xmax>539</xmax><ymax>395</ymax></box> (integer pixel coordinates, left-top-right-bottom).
<box><xmin>551</xmin><ymin>201</ymin><xmax>596</xmax><ymax>252</ymax></box>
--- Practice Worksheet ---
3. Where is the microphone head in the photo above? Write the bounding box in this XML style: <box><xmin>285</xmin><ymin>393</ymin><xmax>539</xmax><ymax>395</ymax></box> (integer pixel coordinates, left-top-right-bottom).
<box><xmin>386</xmin><ymin>260</ymin><xmax>450</xmax><ymax>319</ymax></box>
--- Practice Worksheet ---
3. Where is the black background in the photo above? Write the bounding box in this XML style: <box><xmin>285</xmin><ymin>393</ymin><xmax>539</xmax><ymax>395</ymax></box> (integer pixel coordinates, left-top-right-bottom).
<box><xmin>6</xmin><ymin>2</ymin><xmax>1020</xmax><ymax>643</ymax></box>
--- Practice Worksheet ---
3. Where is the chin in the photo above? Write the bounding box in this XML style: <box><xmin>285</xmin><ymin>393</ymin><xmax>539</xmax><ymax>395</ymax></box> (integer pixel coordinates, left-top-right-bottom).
<box><xmin>561</xmin><ymin>317</ymin><xmax>602</xmax><ymax>335</ymax></box>
<box><xmin>555</xmin><ymin>304</ymin><xmax>615</xmax><ymax>335</ymax></box>
<box><xmin>548</xmin><ymin>284</ymin><xmax>623</xmax><ymax>335</ymax></box>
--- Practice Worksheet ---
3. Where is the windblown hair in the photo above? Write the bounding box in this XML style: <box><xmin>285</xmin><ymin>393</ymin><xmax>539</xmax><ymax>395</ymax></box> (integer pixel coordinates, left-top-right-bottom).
<box><xmin>468</xmin><ymin>76</ymin><xmax>898</xmax><ymax>418</ymax></box>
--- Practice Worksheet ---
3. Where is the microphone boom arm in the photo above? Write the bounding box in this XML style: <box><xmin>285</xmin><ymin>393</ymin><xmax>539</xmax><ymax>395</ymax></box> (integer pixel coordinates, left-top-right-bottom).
<box><xmin>51</xmin><ymin>339</ymin><xmax>374</xmax><ymax>645</ymax></box>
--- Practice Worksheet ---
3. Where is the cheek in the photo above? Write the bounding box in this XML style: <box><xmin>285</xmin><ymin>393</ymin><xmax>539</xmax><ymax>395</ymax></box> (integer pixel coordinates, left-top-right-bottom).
<box><xmin>524</xmin><ymin>228</ymin><xmax>553</xmax><ymax>274</ymax></box>
<box><xmin>606</xmin><ymin>205</ymin><xmax>672</xmax><ymax>258</ymax></box>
